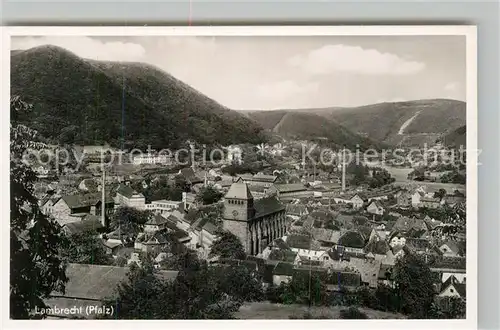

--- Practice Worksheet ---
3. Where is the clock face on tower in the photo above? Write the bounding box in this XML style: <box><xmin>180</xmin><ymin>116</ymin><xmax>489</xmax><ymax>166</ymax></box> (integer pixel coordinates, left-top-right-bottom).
<box><xmin>232</xmin><ymin>210</ymin><xmax>239</xmax><ymax>218</ymax></box>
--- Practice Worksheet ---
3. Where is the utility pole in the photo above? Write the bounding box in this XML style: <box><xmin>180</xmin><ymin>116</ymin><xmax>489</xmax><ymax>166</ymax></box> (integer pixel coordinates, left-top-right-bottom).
<box><xmin>101</xmin><ymin>164</ymin><xmax>106</xmax><ymax>228</ymax></box>
<box><xmin>341</xmin><ymin>147</ymin><xmax>346</xmax><ymax>192</ymax></box>
<box><xmin>308</xmin><ymin>260</ymin><xmax>312</xmax><ymax>310</ymax></box>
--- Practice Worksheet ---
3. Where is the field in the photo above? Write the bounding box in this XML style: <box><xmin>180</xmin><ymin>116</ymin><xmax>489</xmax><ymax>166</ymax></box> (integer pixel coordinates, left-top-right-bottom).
<box><xmin>236</xmin><ymin>301</ymin><xmax>405</xmax><ymax>319</ymax></box>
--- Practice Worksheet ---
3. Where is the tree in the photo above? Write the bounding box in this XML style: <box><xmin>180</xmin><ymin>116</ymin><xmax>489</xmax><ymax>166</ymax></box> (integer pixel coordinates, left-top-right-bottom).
<box><xmin>195</xmin><ymin>184</ymin><xmax>224</xmax><ymax>205</ymax></box>
<box><xmin>212</xmin><ymin>265</ymin><xmax>264</xmax><ymax>303</ymax></box>
<box><xmin>393</xmin><ymin>252</ymin><xmax>436</xmax><ymax>318</ymax></box>
<box><xmin>209</xmin><ymin>230</ymin><xmax>246</xmax><ymax>260</ymax></box>
<box><xmin>110</xmin><ymin>206</ymin><xmax>151</xmax><ymax>237</ymax></box>
<box><xmin>434</xmin><ymin>188</ymin><xmax>447</xmax><ymax>200</ymax></box>
<box><xmin>60</xmin><ymin>230</ymin><xmax>113</xmax><ymax>265</ymax></box>
<box><xmin>278</xmin><ymin>271</ymin><xmax>327</xmax><ymax>306</ymax></box>
<box><xmin>369</xmin><ymin>168</ymin><xmax>396</xmax><ymax>188</ymax></box>
<box><xmin>339</xmin><ymin>307</ymin><xmax>368</xmax><ymax>319</ymax></box>
<box><xmin>10</xmin><ymin>96</ymin><xmax>68</xmax><ymax>319</ymax></box>
<box><xmin>109</xmin><ymin>259</ymin><xmax>173</xmax><ymax>319</ymax></box>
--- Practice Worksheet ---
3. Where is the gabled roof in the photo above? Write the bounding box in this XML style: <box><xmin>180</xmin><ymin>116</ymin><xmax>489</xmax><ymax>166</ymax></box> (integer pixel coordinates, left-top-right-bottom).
<box><xmin>441</xmin><ymin>275</ymin><xmax>466</xmax><ymax>298</ymax></box>
<box><xmin>272</xmin><ymin>262</ymin><xmax>295</xmax><ymax>276</ymax></box>
<box><xmin>252</xmin><ymin>173</ymin><xmax>277</xmax><ymax>182</ymax></box>
<box><xmin>117</xmin><ymin>184</ymin><xmax>143</xmax><ymax>199</ymax></box>
<box><xmin>47</xmin><ymin>263</ymin><xmax>177</xmax><ymax>301</ymax></box>
<box><xmin>269</xmin><ymin>238</ymin><xmax>290</xmax><ymax>250</ymax></box>
<box><xmin>285</xmin><ymin>204</ymin><xmax>309</xmax><ymax>216</ymax></box>
<box><xmin>406</xmin><ymin>238</ymin><xmax>432</xmax><ymax>252</ymax></box>
<box><xmin>367</xmin><ymin>200</ymin><xmax>385</xmax><ymax>209</ymax></box>
<box><xmin>273</xmin><ymin>183</ymin><xmax>307</xmax><ymax>193</ymax></box>
<box><xmin>144</xmin><ymin>231</ymin><xmax>169</xmax><ymax>245</ymax></box>
<box><xmin>145</xmin><ymin>214</ymin><xmax>169</xmax><ymax>226</ymax></box>
<box><xmin>268</xmin><ymin>249</ymin><xmax>297</xmax><ymax>262</ymax></box>
<box><xmin>63</xmin><ymin>217</ymin><xmax>104</xmax><ymax>235</ymax></box>
<box><xmin>60</xmin><ymin>193</ymin><xmax>113</xmax><ymax>209</ymax></box>
<box><xmin>429</xmin><ymin>256</ymin><xmax>466</xmax><ymax>270</ymax></box>
<box><xmin>392</xmin><ymin>216</ymin><xmax>427</xmax><ymax>234</ymax></box>
<box><xmin>225</xmin><ymin>181</ymin><xmax>253</xmax><ymax>200</ymax></box>
<box><xmin>364</xmin><ymin>238</ymin><xmax>390</xmax><ymax>255</ymax></box>
<box><xmin>285</xmin><ymin>234</ymin><xmax>312</xmax><ymax>250</ymax></box>
<box><xmin>253</xmin><ymin>196</ymin><xmax>285</xmax><ymax>219</ymax></box>
<box><xmin>440</xmin><ymin>240</ymin><xmax>461</xmax><ymax>255</ymax></box>
<box><xmin>338</xmin><ymin>230</ymin><xmax>366</xmax><ymax>249</ymax></box>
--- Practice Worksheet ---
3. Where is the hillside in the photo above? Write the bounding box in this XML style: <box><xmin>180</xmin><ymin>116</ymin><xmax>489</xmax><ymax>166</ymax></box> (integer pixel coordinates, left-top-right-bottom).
<box><xmin>11</xmin><ymin>45</ymin><xmax>266</xmax><ymax>150</ymax></box>
<box><xmin>285</xmin><ymin>99</ymin><xmax>466</xmax><ymax>146</ymax></box>
<box><xmin>441</xmin><ymin>125</ymin><xmax>466</xmax><ymax>149</ymax></box>
<box><xmin>246</xmin><ymin>110</ymin><xmax>385</xmax><ymax>150</ymax></box>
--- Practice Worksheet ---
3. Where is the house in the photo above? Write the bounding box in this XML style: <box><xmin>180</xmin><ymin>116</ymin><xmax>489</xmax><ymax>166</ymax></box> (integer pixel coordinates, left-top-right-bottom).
<box><xmin>268</xmin><ymin>183</ymin><xmax>311</xmax><ymax>200</ymax></box>
<box><xmin>366</xmin><ymin>200</ymin><xmax>385</xmax><ymax>215</ymax></box>
<box><xmin>115</xmin><ymin>184</ymin><xmax>146</xmax><ymax>210</ymax></box>
<box><xmin>39</xmin><ymin>194</ymin><xmax>60</xmax><ymax>216</ymax></box>
<box><xmin>337</xmin><ymin>231</ymin><xmax>367</xmax><ymax>252</ymax></box>
<box><xmin>391</xmin><ymin>216</ymin><xmax>428</xmax><ymax>238</ymax></box>
<box><xmin>394</xmin><ymin>190</ymin><xmax>412</xmax><ymax>207</ymax></box>
<box><xmin>189</xmin><ymin>215</ymin><xmax>219</xmax><ymax>251</ymax></box>
<box><xmin>420</xmin><ymin>196</ymin><xmax>442</xmax><ymax>209</ymax></box>
<box><xmin>411</xmin><ymin>191</ymin><xmax>425</xmax><ymax>207</ymax></box>
<box><xmin>443</xmin><ymin>194</ymin><xmax>466</xmax><ymax>207</ymax></box>
<box><xmin>350</xmin><ymin>194</ymin><xmax>365</xmax><ymax>209</ymax></box>
<box><xmin>182</xmin><ymin>192</ymin><xmax>197</xmax><ymax>210</ymax></box>
<box><xmin>135</xmin><ymin>231</ymin><xmax>170</xmax><ymax>254</ymax></box>
<box><xmin>144</xmin><ymin>214</ymin><xmax>170</xmax><ymax>233</ymax></box>
<box><xmin>349</xmin><ymin>257</ymin><xmax>382</xmax><ymax>288</ymax></box>
<box><xmin>177</xmin><ymin>167</ymin><xmax>204</xmax><ymax>186</ymax></box>
<box><xmin>78</xmin><ymin>178</ymin><xmax>99</xmax><ymax>192</ymax></box>
<box><xmin>43</xmin><ymin>263</ymin><xmax>178</xmax><ymax>319</ymax></box>
<box><xmin>438</xmin><ymin>275</ymin><xmax>466</xmax><ymax>299</ymax></box>
<box><xmin>285</xmin><ymin>204</ymin><xmax>309</xmax><ymax>218</ymax></box>
<box><xmin>268</xmin><ymin>262</ymin><xmax>295</xmax><ymax>286</ymax></box>
<box><xmin>145</xmin><ymin>200</ymin><xmax>183</xmax><ymax>215</ymax></box>
<box><xmin>439</xmin><ymin>240</ymin><xmax>462</xmax><ymax>257</ymax></box>
<box><xmin>364</xmin><ymin>234</ymin><xmax>391</xmax><ymax>257</ymax></box>
<box><xmin>102</xmin><ymin>239</ymin><xmax>124</xmax><ymax>255</ymax></box>
<box><xmin>248</xmin><ymin>185</ymin><xmax>267</xmax><ymax>199</ymax></box>
<box><xmin>441</xmin><ymin>271</ymin><xmax>466</xmax><ymax>284</ymax></box>
<box><xmin>405</xmin><ymin>237</ymin><xmax>432</xmax><ymax>254</ymax></box>
<box><xmin>51</xmin><ymin>193</ymin><xmax>114</xmax><ymax>227</ymax></box>
<box><xmin>62</xmin><ymin>214</ymin><xmax>105</xmax><ymax>235</ymax></box>
<box><xmin>132</xmin><ymin>152</ymin><xmax>171</xmax><ymax>165</ymax></box>
<box><xmin>226</xmin><ymin>145</ymin><xmax>243</xmax><ymax>164</ymax></box>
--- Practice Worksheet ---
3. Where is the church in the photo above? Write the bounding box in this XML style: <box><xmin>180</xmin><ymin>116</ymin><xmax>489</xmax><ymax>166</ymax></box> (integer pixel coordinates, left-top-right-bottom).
<box><xmin>222</xmin><ymin>180</ymin><xmax>287</xmax><ymax>256</ymax></box>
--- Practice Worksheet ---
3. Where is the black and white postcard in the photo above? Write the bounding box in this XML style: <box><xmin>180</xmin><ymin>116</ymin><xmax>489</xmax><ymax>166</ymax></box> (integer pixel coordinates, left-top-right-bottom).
<box><xmin>2</xmin><ymin>26</ymin><xmax>477</xmax><ymax>329</ymax></box>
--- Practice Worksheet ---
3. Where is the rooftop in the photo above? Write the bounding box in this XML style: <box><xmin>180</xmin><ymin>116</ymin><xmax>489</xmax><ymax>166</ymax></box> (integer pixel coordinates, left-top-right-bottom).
<box><xmin>253</xmin><ymin>196</ymin><xmax>285</xmax><ymax>219</ymax></box>
<box><xmin>273</xmin><ymin>183</ymin><xmax>307</xmax><ymax>193</ymax></box>
<box><xmin>225</xmin><ymin>181</ymin><xmax>254</xmax><ymax>200</ymax></box>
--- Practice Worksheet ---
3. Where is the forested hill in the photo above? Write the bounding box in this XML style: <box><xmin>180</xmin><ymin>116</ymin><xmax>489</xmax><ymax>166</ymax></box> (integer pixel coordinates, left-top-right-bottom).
<box><xmin>274</xmin><ymin>99</ymin><xmax>466</xmax><ymax>147</ymax></box>
<box><xmin>245</xmin><ymin>110</ymin><xmax>386</xmax><ymax>150</ymax></box>
<box><xmin>11</xmin><ymin>45</ymin><xmax>267</xmax><ymax>150</ymax></box>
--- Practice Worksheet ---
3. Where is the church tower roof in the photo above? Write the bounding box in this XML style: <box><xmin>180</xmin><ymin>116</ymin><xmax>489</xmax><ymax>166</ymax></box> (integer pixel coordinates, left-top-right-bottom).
<box><xmin>225</xmin><ymin>181</ymin><xmax>253</xmax><ymax>200</ymax></box>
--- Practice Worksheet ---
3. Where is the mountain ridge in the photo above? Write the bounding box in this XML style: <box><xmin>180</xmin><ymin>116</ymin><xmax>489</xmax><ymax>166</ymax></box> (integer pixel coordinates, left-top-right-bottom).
<box><xmin>239</xmin><ymin>98</ymin><xmax>466</xmax><ymax>147</ymax></box>
<box><xmin>11</xmin><ymin>45</ymin><xmax>267</xmax><ymax>150</ymax></box>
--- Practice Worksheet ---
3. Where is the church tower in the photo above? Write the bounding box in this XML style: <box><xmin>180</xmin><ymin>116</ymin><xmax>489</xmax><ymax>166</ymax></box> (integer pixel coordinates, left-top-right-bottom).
<box><xmin>222</xmin><ymin>180</ymin><xmax>255</xmax><ymax>253</ymax></box>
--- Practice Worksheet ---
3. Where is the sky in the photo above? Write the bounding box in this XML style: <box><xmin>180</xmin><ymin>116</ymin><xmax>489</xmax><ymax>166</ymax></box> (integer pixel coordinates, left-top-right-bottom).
<box><xmin>11</xmin><ymin>35</ymin><xmax>466</xmax><ymax>110</ymax></box>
